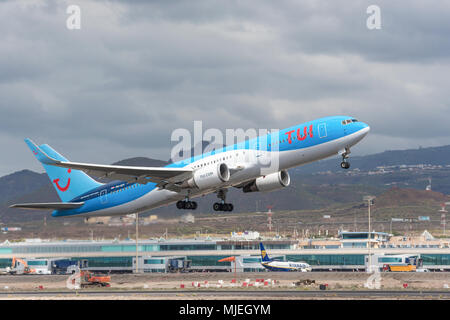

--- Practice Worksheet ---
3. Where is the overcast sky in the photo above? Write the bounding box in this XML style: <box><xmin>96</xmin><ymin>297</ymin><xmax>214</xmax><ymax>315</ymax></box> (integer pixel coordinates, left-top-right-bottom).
<box><xmin>1</xmin><ymin>0</ymin><xmax>450</xmax><ymax>176</ymax></box>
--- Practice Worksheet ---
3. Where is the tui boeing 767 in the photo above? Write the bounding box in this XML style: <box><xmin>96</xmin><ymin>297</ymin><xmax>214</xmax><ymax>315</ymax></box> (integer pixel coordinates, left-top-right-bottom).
<box><xmin>11</xmin><ymin>116</ymin><xmax>369</xmax><ymax>217</ymax></box>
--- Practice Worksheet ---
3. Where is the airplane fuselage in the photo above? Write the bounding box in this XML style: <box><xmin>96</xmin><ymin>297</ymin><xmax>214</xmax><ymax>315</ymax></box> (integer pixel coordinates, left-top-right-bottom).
<box><xmin>261</xmin><ymin>261</ymin><xmax>312</xmax><ymax>272</ymax></box>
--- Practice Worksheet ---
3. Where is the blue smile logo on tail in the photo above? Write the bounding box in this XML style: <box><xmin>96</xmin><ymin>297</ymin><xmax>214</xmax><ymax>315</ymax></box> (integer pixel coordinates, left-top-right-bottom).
<box><xmin>52</xmin><ymin>168</ymin><xmax>72</xmax><ymax>192</ymax></box>
<box><xmin>24</xmin><ymin>139</ymin><xmax>102</xmax><ymax>202</ymax></box>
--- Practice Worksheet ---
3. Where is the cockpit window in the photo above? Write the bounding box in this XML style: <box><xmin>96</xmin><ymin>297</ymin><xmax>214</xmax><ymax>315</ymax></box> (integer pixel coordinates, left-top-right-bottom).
<box><xmin>342</xmin><ymin>118</ymin><xmax>358</xmax><ymax>125</ymax></box>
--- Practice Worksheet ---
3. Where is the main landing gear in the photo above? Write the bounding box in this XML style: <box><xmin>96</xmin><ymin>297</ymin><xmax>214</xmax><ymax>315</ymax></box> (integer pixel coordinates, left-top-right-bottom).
<box><xmin>213</xmin><ymin>202</ymin><xmax>233</xmax><ymax>212</ymax></box>
<box><xmin>339</xmin><ymin>147</ymin><xmax>351</xmax><ymax>169</ymax></box>
<box><xmin>213</xmin><ymin>189</ymin><xmax>233</xmax><ymax>212</ymax></box>
<box><xmin>176</xmin><ymin>198</ymin><xmax>197</xmax><ymax>210</ymax></box>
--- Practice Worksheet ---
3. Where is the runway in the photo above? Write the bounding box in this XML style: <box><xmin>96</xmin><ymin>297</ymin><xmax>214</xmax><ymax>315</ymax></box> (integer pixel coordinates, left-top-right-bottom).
<box><xmin>1</xmin><ymin>272</ymin><xmax>449</xmax><ymax>301</ymax></box>
<box><xmin>1</xmin><ymin>289</ymin><xmax>449</xmax><ymax>299</ymax></box>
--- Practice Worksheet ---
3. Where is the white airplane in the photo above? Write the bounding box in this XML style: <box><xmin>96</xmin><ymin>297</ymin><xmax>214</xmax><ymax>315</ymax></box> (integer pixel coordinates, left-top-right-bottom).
<box><xmin>11</xmin><ymin>116</ymin><xmax>369</xmax><ymax>217</ymax></box>
<box><xmin>260</xmin><ymin>242</ymin><xmax>312</xmax><ymax>272</ymax></box>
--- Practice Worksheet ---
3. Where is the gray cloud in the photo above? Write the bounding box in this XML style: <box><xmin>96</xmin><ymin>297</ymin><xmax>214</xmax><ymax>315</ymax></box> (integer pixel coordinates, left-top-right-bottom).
<box><xmin>0</xmin><ymin>0</ymin><xmax>449</xmax><ymax>176</ymax></box>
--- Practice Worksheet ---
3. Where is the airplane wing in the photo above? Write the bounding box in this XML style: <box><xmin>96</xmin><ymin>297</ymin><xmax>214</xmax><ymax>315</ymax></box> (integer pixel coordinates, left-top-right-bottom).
<box><xmin>26</xmin><ymin>139</ymin><xmax>193</xmax><ymax>187</ymax></box>
<box><xmin>10</xmin><ymin>202</ymin><xmax>85</xmax><ymax>210</ymax></box>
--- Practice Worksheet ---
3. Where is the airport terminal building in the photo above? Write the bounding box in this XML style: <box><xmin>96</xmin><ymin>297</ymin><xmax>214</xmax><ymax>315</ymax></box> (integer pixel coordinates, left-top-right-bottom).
<box><xmin>1</xmin><ymin>236</ymin><xmax>450</xmax><ymax>274</ymax></box>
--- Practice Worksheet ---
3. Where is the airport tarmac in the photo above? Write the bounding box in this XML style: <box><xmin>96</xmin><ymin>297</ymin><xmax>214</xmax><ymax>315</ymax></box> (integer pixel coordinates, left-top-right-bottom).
<box><xmin>1</xmin><ymin>289</ymin><xmax>450</xmax><ymax>300</ymax></box>
<box><xmin>0</xmin><ymin>272</ymin><xmax>449</xmax><ymax>299</ymax></box>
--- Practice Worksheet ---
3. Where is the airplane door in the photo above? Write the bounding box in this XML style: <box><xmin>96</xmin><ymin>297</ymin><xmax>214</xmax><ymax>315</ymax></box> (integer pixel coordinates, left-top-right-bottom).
<box><xmin>318</xmin><ymin>123</ymin><xmax>327</xmax><ymax>138</ymax></box>
<box><xmin>100</xmin><ymin>189</ymin><xmax>108</xmax><ymax>204</ymax></box>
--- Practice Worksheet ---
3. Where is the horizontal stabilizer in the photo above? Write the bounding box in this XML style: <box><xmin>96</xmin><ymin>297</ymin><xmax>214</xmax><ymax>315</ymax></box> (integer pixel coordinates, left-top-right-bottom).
<box><xmin>9</xmin><ymin>202</ymin><xmax>84</xmax><ymax>210</ymax></box>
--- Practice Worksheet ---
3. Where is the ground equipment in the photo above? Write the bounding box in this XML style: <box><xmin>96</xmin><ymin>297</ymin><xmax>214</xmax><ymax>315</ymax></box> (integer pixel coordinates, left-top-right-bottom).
<box><xmin>6</xmin><ymin>257</ymin><xmax>36</xmax><ymax>275</ymax></box>
<box><xmin>79</xmin><ymin>270</ymin><xmax>111</xmax><ymax>288</ymax></box>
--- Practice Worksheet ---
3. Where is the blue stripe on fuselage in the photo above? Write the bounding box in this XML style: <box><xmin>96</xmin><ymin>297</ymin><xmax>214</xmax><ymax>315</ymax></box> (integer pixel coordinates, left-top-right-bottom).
<box><xmin>52</xmin><ymin>180</ymin><xmax>156</xmax><ymax>217</ymax></box>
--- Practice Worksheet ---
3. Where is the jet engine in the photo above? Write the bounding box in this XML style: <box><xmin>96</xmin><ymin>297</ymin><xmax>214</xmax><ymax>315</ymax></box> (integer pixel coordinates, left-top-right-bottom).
<box><xmin>182</xmin><ymin>163</ymin><xmax>230</xmax><ymax>189</ymax></box>
<box><xmin>243</xmin><ymin>170</ymin><xmax>290</xmax><ymax>193</ymax></box>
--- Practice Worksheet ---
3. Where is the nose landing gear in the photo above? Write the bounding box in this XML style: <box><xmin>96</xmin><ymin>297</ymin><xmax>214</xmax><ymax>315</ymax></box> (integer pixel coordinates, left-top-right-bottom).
<box><xmin>341</xmin><ymin>161</ymin><xmax>350</xmax><ymax>169</ymax></box>
<box><xmin>339</xmin><ymin>147</ymin><xmax>351</xmax><ymax>169</ymax></box>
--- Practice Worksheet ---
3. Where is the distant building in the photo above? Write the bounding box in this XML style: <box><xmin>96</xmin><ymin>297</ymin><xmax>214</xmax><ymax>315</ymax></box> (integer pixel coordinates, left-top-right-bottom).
<box><xmin>339</xmin><ymin>231</ymin><xmax>392</xmax><ymax>248</ymax></box>
<box><xmin>142</xmin><ymin>215</ymin><xmax>158</xmax><ymax>225</ymax></box>
<box><xmin>0</xmin><ymin>238</ymin><xmax>449</xmax><ymax>273</ymax></box>
<box><xmin>0</xmin><ymin>227</ymin><xmax>22</xmax><ymax>232</ymax></box>
<box><xmin>296</xmin><ymin>230</ymin><xmax>449</xmax><ymax>249</ymax></box>
<box><xmin>230</xmin><ymin>231</ymin><xmax>260</xmax><ymax>240</ymax></box>
<box><xmin>180</xmin><ymin>213</ymin><xmax>195</xmax><ymax>224</ymax></box>
<box><xmin>84</xmin><ymin>217</ymin><xmax>111</xmax><ymax>225</ymax></box>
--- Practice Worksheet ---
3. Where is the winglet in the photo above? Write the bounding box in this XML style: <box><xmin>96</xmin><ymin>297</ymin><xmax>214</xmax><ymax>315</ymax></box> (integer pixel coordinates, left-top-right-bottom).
<box><xmin>24</xmin><ymin>138</ymin><xmax>60</xmax><ymax>165</ymax></box>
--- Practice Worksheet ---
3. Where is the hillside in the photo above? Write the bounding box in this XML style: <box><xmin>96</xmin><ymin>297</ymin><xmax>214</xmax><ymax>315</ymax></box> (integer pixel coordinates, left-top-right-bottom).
<box><xmin>375</xmin><ymin>187</ymin><xmax>448</xmax><ymax>208</ymax></box>
<box><xmin>1</xmin><ymin>187</ymin><xmax>447</xmax><ymax>240</ymax></box>
<box><xmin>0</xmin><ymin>170</ymin><xmax>49</xmax><ymax>204</ymax></box>
<box><xmin>297</xmin><ymin>144</ymin><xmax>450</xmax><ymax>173</ymax></box>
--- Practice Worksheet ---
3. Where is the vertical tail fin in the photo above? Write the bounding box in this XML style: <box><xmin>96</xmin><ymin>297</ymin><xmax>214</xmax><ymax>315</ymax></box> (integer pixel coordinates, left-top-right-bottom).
<box><xmin>260</xmin><ymin>242</ymin><xmax>271</xmax><ymax>262</ymax></box>
<box><xmin>24</xmin><ymin>139</ymin><xmax>103</xmax><ymax>202</ymax></box>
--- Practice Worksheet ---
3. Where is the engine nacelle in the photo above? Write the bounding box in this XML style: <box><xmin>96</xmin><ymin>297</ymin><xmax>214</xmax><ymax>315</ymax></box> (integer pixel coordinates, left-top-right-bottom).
<box><xmin>183</xmin><ymin>163</ymin><xmax>230</xmax><ymax>189</ymax></box>
<box><xmin>243</xmin><ymin>170</ymin><xmax>290</xmax><ymax>193</ymax></box>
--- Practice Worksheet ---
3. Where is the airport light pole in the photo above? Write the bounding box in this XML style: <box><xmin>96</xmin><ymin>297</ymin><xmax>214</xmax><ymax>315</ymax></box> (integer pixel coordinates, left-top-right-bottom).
<box><xmin>135</xmin><ymin>213</ymin><xmax>139</xmax><ymax>273</ymax></box>
<box><xmin>363</xmin><ymin>196</ymin><xmax>376</xmax><ymax>272</ymax></box>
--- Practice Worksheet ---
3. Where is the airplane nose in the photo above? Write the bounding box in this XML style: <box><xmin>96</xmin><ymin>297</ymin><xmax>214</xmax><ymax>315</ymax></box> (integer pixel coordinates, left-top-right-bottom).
<box><xmin>359</xmin><ymin>122</ymin><xmax>370</xmax><ymax>136</ymax></box>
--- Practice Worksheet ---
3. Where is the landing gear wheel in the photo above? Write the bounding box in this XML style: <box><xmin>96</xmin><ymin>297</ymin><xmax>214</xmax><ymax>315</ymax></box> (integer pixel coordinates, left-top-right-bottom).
<box><xmin>339</xmin><ymin>147</ymin><xmax>351</xmax><ymax>170</ymax></box>
<box><xmin>177</xmin><ymin>200</ymin><xmax>197</xmax><ymax>210</ymax></box>
<box><xmin>340</xmin><ymin>161</ymin><xmax>350</xmax><ymax>169</ymax></box>
<box><xmin>176</xmin><ymin>200</ymin><xmax>184</xmax><ymax>209</ymax></box>
<box><xmin>213</xmin><ymin>202</ymin><xmax>233</xmax><ymax>211</ymax></box>
<box><xmin>213</xmin><ymin>189</ymin><xmax>235</xmax><ymax>212</ymax></box>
